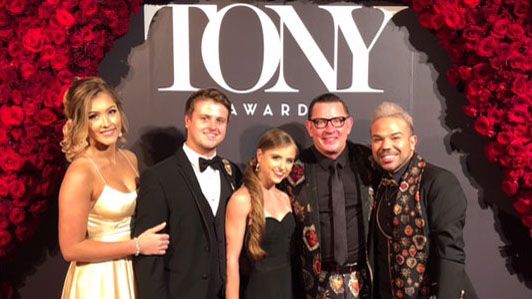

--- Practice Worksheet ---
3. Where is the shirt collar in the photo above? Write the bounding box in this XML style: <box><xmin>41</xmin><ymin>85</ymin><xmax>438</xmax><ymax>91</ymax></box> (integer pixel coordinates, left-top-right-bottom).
<box><xmin>182</xmin><ymin>143</ymin><xmax>217</xmax><ymax>171</ymax></box>
<box><xmin>313</xmin><ymin>145</ymin><xmax>348</xmax><ymax>171</ymax></box>
<box><xmin>388</xmin><ymin>156</ymin><xmax>413</xmax><ymax>183</ymax></box>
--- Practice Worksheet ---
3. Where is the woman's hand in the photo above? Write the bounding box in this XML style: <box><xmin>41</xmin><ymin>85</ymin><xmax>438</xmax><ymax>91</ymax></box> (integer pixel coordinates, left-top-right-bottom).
<box><xmin>138</xmin><ymin>222</ymin><xmax>170</xmax><ymax>255</ymax></box>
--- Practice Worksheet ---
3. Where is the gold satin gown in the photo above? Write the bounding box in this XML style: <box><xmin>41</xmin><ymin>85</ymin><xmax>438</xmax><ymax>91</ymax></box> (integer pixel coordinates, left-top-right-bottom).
<box><xmin>61</xmin><ymin>185</ymin><xmax>137</xmax><ymax>299</ymax></box>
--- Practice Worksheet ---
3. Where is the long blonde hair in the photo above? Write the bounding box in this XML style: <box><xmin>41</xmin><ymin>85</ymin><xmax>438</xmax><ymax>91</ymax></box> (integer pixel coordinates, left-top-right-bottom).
<box><xmin>246</xmin><ymin>128</ymin><xmax>297</xmax><ymax>261</ymax></box>
<box><xmin>60</xmin><ymin>77</ymin><xmax>129</xmax><ymax>161</ymax></box>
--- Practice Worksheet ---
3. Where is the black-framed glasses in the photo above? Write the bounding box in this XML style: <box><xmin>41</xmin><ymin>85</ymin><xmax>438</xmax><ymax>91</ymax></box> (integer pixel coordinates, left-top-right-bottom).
<box><xmin>309</xmin><ymin>116</ymin><xmax>349</xmax><ymax>129</ymax></box>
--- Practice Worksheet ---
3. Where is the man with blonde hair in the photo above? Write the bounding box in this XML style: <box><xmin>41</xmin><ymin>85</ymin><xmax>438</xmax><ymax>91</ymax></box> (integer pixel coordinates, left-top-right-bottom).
<box><xmin>369</xmin><ymin>101</ymin><xmax>477</xmax><ymax>299</ymax></box>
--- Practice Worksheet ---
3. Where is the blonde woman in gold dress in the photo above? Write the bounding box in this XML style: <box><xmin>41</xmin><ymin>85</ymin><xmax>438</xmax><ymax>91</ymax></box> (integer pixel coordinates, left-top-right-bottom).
<box><xmin>58</xmin><ymin>77</ymin><xmax>169</xmax><ymax>299</ymax></box>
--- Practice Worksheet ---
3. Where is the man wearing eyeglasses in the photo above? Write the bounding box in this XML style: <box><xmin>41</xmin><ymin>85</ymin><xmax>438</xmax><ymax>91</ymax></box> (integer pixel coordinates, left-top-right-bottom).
<box><xmin>286</xmin><ymin>93</ymin><xmax>377</xmax><ymax>299</ymax></box>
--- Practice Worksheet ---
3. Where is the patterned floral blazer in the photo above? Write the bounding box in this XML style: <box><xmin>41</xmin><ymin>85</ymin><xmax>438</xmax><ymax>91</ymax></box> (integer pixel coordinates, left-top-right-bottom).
<box><xmin>286</xmin><ymin>142</ymin><xmax>378</xmax><ymax>298</ymax></box>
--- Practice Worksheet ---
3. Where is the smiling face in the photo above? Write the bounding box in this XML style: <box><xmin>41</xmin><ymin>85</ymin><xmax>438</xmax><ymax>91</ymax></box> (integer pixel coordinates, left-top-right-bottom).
<box><xmin>185</xmin><ymin>98</ymin><xmax>229</xmax><ymax>156</ymax></box>
<box><xmin>306</xmin><ymin>102</ymin><xmax>353</xmax><ymax>160</ymax></box>
<box><xmin>257</xmin><ymin>145</ymin><xmax>298</xmax><ymax>187</ymax></box>
<box><xmin>371</xmin><ymin>116</ymin><xmax>417</xmax><ymax>173</ymax></box>
<box><xmin>87</xmin><ymin>92</ymin><xmax>122</xmax><ymax>149</ymax></box>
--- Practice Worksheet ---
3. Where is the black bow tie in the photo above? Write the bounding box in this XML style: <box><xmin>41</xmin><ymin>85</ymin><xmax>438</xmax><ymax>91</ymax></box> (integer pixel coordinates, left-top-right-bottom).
<box><xmin>199</xmin><ymin>156</ymin><xmax>222</xmax><ymax>172</ymax></box>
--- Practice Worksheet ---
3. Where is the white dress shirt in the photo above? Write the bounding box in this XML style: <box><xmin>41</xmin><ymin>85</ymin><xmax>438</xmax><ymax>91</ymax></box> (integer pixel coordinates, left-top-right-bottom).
<box><xmin>183</xmin><ymin>143</ymin><xmax>221</xmax><ymax>215</ymax></box>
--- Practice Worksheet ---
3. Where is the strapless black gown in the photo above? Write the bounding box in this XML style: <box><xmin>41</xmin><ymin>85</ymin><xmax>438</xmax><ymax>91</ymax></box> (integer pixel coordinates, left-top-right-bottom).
<box><xmin>245</xmin><ymin>213</ymin><xmax>296</xmax><ymax>299</ymax></box>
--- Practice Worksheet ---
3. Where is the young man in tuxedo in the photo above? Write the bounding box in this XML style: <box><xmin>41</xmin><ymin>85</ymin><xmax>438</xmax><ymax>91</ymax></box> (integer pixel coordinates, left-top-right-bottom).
<box><xmin>133</xmin><ymin>88</ymin><xmax>241</xmax><ymax>299</ymax></box>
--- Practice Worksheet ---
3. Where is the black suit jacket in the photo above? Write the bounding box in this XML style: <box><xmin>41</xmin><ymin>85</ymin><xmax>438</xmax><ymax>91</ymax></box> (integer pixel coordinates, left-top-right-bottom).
<box><xmin>132</xmin><ymin>148</ymin><xmax>241</xmax><ymax>299</ymax></box>
<box><xmin>420</xmin><ymin>163</ymin><xmax>477</xmax><ymax>299</ymax></box>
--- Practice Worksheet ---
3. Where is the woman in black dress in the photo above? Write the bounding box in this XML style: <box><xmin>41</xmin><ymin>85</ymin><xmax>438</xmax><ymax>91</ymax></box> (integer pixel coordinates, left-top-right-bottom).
<box><xmin>226</xmin><ymin>128</ymin><xmax>298</xmax><ymax>299</ymax></box>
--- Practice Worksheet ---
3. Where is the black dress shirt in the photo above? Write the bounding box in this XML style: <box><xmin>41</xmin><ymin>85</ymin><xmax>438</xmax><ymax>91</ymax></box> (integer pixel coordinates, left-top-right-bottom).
<box><xmin>313</xmin><ymin>147</ymin><xmax>364</xmax><ymax>264</ymax></box>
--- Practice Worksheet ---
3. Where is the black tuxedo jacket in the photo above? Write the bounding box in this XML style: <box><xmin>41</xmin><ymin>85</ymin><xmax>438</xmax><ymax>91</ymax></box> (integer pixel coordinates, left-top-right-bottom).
<box><xmin>132</xmin><ymin>148</ymin><xmax>241</xmax><ymax>299</ymax></box>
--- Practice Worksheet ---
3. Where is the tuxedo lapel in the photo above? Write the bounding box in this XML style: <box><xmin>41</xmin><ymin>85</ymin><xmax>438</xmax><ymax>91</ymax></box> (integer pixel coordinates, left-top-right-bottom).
<box><xmin>173</xmin><ymin>149</ymin><xmax>215</xmax><ymax>226</ymax></box>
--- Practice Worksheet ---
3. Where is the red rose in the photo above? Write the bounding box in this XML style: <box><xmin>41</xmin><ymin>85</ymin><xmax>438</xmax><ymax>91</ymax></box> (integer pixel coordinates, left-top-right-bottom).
<box><xmin>443</xmin><ymin>11</ymin><xmax>464</xmax><ymax>30</ymax></box>
<box><xmin>80</xmin><ymin>0</ymin><xmax>98</xmax><ymax>16</ymax></box>
<box><xmin>492</xmin><ymin>18</ymin><xmax>510</xmax><ymax>38</ymax></box>
<box><xmin>22</xmin><ymin>100</ymin><xmax>39</xmax><ymax>117</ymax></box>
<box><xmin>50</xmin><ymin>49</ymin><xmax>69</xmax><ymax>71</ymax></box>
<box><xmin>8</xmin><ymin>179</ymin><xmax>26</xmax><ymax>199</ymax></box>
<box><xmin>477</xmin><ymin>37</ymin><xmax>497</xmax><ymax>57</ymax></box>
<box><xmin>72</xmin><ymin>51</ymin><xmax>92</xmax><ymax>68</ymax></box>
<box><xmin>0</xmin><ymin>148</ymin><xmax>25</xmax><ymax>172</ymax></box>
<box><xmin>0</xmin><ymin>217</ymin><xmax>8</xmax><ymax>229</ymax></box>
<box><xmin>0</xmin><ymin>28</ymin><xmax>13</xmax><ymax>40</ymax></box>
<box><xmin>463</xmin><ymin>105</ymin><xmax>477</xmax><ymax>118</ymax></box>
<box><xmin>507</xmin><ymin>24</ymin><xmax>525</xmax><ymax>40</ymax></box>
<box><xmin>0</xmin><ymin>230</ymin><xmax>12</xmax><ymax>247</ymax></box>
<box><xmin>462</xmin><ymin>0</ymin><xmax>480</xmax><ymax>8</ymax></box>
<box><xmin>10</xmin><ymin>127</ymin><xmax>23</xmax><ymax>141</ymax></box>
<box><xmin>507</xmin><ymin>104</ymin><xmax>528</xmax><ymax>124</ymax></box>
<box><xmin>474</xmin><ymin>116</ymin><xmax>496</xmax><ymax>137</ymax></box>
<box><xmin>463</xmin><ymin>25</ymin><xmax>484</xmax><ymax>42</ymax></box>
<box><xmin>22</xmin><ymin>28</ymin><xmax>44</xmax><ymax>53</ymax></box>
<box><xmin>40</xmin><ymin>45</ymin><xmax>55</xmax><ymax>62</ymax></box>
<box><xmin>8</xmin><ymin>208</ymin><xmax>25</xmax><ymax>225</ymax></box>
<box><xmin>506</xmin><ymin>167</ymin><xmax>524</xmax><ymax>180</ymax></box>
<box><xmin>507</xmin><ymin>138</ymin><xmax>527</xmax><ymax>156</ymax></box>
<box><xmin>418</xmin><ymin>13</ymin><xmax>441</xmax><ymax>30</ymax></box>
<box><xmin>20</xmin><ymin>62</ymin><xmax>37</xmax><ymax>80</ymax></box>
<box><xmin>502</xmin><ymin>178</ymin><xmax>519</xmax><ymax>196</ymax></box>
<box><xmin>33</xmin><ymin>108</ymin><xmax>58</xmax><ymax>126</ymax></box>
<box><xmin>511</xmin><ymin>75</ymin><xmax>530</xmax><ymax>95</ymax></box>
<box><xmin>10</xmin><ymin>90</ymin><xmax>23</xmax><ymax>105</ymax></box>
<box><xmin>509</xmin><ymin>53</ymin><xmax>530</xmax><ymax>72</ymax></box>
<box><xmin>38</xmin><ymin>3</ymin><xmax>54</xmax><ymax>19</ymax></box>
<box><xmin>513</xmin><ymin>1</ymin><xmax>530</xmax><ymax>19</ymax></box>
<box><xmin>58</xmin><ymin>69</ymin><xmax>73</xmax><ymax>84</ymax></box>
<box><xmin>44</xmin><ymin>90</ymin><xmax>63</xmax><ymax>109</ymax></box>
<box><xmin>498</xmin><ymin>154</ymin><xmax>512</xmax><ymax>168</ymax></box>
<box><xmin>0</xmin><ymin>106</ymin><xmax>25</xmax><ymax>127</ymax></box>
<box><xmin>54</xmin><ymin>8</ymin><xmax>76</xmax><ymax>29</ymax></box>
<box><xmin>458</xmin><ymin>66</ymin><xmax>472</xmax><ymax>81</ymax></box>
<box><xmin>48</xmin><ymin>28</ymin><xmax>66</xmax><ymax>45</ymax></box>
<box><xmin>24</xmin><ymin>124</ymin><xmax>42</xmax><ymax>139</ymax></box>
<box><xmin>85</xmin><ymin>43</ymin><xmax>104</xmax><ymax>60</ymax></box>
<box><xmin>496</xmin><ymin>131</ymin><xmax>513</xmax><ymax>146</ymax></box>
<box><xmin>6</xmin><ymin>0</ymin><xmax>26</xmax><ymax>15</ymax></box>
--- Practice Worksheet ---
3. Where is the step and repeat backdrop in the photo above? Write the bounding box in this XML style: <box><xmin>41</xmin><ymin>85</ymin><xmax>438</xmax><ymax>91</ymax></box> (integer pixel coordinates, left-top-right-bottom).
<box><xmin>19</xmin><ymin>2</ymin><xmax>531</xmax><ymax>298</ymax></box>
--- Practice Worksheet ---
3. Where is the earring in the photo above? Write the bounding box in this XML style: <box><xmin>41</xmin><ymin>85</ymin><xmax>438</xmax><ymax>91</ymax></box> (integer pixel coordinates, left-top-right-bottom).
<box><xmin>255</xmin><ymin>162</ymin><xmax>260</xmax><ymax>173</ymax></box>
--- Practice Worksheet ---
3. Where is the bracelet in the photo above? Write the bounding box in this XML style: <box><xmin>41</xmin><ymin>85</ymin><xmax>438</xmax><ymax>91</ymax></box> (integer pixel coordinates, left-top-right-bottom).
<box><xmin>134</xmin><ymin>237</ymin><xmax>141</xmax><ymax>256</ymax></box>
